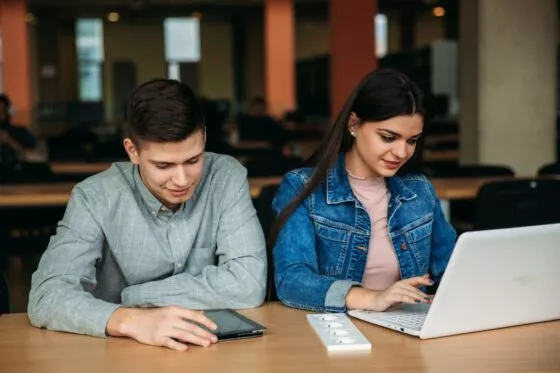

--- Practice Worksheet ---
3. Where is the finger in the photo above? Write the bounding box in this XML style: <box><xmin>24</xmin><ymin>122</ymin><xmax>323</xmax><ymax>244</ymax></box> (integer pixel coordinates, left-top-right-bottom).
<box><xmin>388</xmin><ymin>291</ymin><xmax>426</xmax><ymax>305</ymax></box>
<box><xmin>401</xmin><ymin>276</ymin><xmax>434</xmax><ymax>287</ymax></box>
<box><xmin>389</xmin><ymin>287</ymin><xmax>429</xmax><ymax>304</ymax></box>
<box><xmin>165</xmin><ymin>338</ymin><xmax>189</xmax><ymax>351</ymax></box>
<box><xmin>395</xmin><ymin>282</ymin><xmax>430</xmax><ymax>301</ymax></box>
<box><xmin>176</xmin><ymin>320</ymin><xmax>218</xmax><ymax>343</ymax></box>
<box><xmin>170</xmin><ymin>328</ymin><xmax>214</xmax><ymax>347</ymax></box>
<box><xmin>172</xmin><ymin>307</ymin><xmax>218</xmax><ymax>331</ymax></box>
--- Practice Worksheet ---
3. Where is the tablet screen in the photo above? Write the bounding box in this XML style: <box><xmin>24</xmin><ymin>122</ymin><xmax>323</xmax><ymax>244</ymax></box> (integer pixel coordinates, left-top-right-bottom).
<box><xmin>202</xmin><ymin>309</ymin><xmax>266</xmax><ymax>340</ymax></box>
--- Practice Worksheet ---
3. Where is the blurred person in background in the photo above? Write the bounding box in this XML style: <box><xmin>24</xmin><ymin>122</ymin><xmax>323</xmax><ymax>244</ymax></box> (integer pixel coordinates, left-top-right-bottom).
<box><xmin>0</xmin><ymin>94</ymin><xmax>38</xmax><ymax>164</ymax></box>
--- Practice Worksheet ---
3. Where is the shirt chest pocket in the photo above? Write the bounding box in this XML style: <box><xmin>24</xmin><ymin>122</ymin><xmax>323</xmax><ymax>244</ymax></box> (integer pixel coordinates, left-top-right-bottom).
<box><xmin>404</xmin><ymin>217</ymin><xmax>433</xmax><ymax>274</ymax></box>
<box><xmin>313</xmin><ymin>219</ymin><xmax>350</xmax><ymax>276</ymax></box>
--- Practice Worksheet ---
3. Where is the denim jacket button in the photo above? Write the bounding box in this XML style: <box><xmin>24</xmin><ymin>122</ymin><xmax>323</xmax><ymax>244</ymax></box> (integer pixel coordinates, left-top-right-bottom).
<box><xmin>401</xmin><ymin>242</ymin><xmax>408</xmax><ymax>251</ymax></box>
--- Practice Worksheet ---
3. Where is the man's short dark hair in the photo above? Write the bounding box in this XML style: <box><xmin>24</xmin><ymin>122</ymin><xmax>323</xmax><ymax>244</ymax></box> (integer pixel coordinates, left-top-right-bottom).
<box><xmin>127</xmin><ymin>79</ymin><xmax>205</xmax><ymax>145</ymax></box>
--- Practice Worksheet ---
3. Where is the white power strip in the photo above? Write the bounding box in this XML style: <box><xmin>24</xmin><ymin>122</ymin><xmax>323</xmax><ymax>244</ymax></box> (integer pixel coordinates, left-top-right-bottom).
<box><xmin>307</xmin><ymin>313</ymin><xmax>371</xmax><ymax>351</ymax></box>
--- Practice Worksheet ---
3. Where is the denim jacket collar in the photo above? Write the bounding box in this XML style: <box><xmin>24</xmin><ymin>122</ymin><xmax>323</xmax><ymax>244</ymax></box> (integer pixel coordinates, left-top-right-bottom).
<box><xmin>326</xmin><ymin>153</ymin><xmax>416</xmax><ymax>205</ymax></box>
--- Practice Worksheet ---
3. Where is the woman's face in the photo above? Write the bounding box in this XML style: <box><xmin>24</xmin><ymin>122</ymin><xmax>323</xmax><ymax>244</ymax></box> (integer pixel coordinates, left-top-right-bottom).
<box><xmin>346</xmin><ymin>113</ymin><xmax>424</xmax><ymax>178</ymax></box>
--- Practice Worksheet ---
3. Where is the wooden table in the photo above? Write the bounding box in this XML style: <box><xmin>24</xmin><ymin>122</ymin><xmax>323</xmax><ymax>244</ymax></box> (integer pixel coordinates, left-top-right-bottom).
<box><xmin>0</xmin><ymin>183</ymin><xmax>75</xmax><ymax>207</ymax></box>
<box><xmin>50</xmin><ymin>162</ymin><xmax>112</xmax><ymax>175</ymax></box>
<box><xmin>0</xmin><ymin>303</ymin><xmax>558</xmax><ymax>373</ymax></box>
<box><xmin>0</xmin><ymin>177</ymin><xmax>512</xmax><ymax>209</ymax></box>
<box><xmin>0</xmin><ymin>177</ymin><xmax>283</xmax><ymax>208</ymax></box>
<box><xmin>423</xmin><ymin>149</ymin><xmax>460</xmax><ymax>162</ymax></box>
<box><xmin>430</xmin><ymin>177</ymin><xmax>513</xmax><ymax>200</ymax></box>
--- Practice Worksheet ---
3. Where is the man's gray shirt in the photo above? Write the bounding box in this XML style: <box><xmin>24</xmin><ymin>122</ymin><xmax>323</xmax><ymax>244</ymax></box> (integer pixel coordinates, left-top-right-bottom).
<box><xmin>28</xmin><ymin>153</ymin><xmax>267</xmax><ymax>337</ymax></box>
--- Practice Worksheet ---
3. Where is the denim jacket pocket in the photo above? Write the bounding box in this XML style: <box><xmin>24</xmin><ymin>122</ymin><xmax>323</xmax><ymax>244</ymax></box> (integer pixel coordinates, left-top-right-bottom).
<box><xmin>404</xmin><ymin>216</ymin><xmax>433</xmax><ymax>274</ymax></box>
<box><xmin>312</xmin><ymin>217</ymin><xmax>350</xmax><ymax>276</ymax></box>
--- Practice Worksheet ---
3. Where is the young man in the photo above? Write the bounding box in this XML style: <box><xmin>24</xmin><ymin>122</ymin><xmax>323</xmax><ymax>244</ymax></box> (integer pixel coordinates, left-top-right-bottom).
<box><xmin>28</xmin><ymin>79</ymin><xmax>267</xmax><ymax>351</ymax></box>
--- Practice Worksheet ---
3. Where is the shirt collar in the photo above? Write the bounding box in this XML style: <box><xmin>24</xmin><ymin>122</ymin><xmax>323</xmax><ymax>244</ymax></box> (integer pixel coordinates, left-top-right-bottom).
<box><xmin>133</xmin><ymin>164</ymin><xmax>179</xmax><ymax>217</ymax></box>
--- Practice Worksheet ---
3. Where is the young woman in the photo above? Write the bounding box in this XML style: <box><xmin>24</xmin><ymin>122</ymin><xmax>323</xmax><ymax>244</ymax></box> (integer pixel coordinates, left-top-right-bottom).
<box><xmin>271</xmin><ymin>69</ymin><xmax>456</xmax><ymax>313</ymax></box>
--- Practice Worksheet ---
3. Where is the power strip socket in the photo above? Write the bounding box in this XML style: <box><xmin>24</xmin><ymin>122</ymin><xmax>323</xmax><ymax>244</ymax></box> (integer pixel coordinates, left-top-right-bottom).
<box><xmin>307</xmin><ymin>313</ymin><xmax>371</xmax><ymax>351</ymax></box>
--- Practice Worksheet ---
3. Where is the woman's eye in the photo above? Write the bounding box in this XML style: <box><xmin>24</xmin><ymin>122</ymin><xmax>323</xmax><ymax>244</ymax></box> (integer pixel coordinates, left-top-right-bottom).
<box><xmin>407</xmin><ymin>139</ymin><xmax>419</xmax><ymax>145</ymax></box>
<box><xmin>381</xmin><ymin>135</ymin><xmax>395</xmax><ymax>143</ymax></box>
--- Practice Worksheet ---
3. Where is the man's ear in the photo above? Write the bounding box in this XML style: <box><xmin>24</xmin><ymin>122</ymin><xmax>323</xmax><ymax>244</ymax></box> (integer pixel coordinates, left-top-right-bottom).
<box><xmin>123</xmin><ymin>138</ymin><xmax>140</xmax><ymax>164</ymax></box>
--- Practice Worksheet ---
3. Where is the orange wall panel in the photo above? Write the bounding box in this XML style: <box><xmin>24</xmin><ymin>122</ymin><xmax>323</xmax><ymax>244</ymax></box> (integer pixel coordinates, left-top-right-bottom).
<box><xmin>330</xmin><ymin>0</ymin><xmax>378</xmax><ymax>118</ymax></box>
<box><xmin>0</xmin><ymin>0</ymin><xmax>31</xmax><ymax>126</ymax></box>
<box><xmin>264</xmin><ymin>0</ymin><xmax>295</xmax><ymax>118</ymax></box>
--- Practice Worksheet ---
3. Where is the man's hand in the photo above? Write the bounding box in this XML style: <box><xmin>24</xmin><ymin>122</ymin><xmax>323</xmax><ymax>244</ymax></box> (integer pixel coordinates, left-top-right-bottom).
<box><xmin>106</xmin><ymin>306</ymin><xmax>218</xmax><ymax>351</ymax></box>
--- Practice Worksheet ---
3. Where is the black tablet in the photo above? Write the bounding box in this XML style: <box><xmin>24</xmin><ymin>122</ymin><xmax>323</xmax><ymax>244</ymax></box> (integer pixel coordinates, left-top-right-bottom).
<box><xmin>202</xmin><ymin>309</ymin><xmax>267</xmax><ymax>341</ymax></box>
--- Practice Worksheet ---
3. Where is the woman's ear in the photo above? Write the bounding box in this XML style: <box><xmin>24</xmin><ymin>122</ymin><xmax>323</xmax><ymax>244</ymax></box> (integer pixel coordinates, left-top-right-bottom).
<box><xmin>348</xmin><ymin>112</ymin><xmax>360</xmax><ymax>137</ymax></box>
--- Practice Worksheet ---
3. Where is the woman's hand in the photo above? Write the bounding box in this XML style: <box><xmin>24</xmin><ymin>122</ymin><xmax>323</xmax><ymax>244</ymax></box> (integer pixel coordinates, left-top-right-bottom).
<box><xmin>346</xmin><ymin>274</ymin><xmax>433</xmax><ymax>312</ymax></box>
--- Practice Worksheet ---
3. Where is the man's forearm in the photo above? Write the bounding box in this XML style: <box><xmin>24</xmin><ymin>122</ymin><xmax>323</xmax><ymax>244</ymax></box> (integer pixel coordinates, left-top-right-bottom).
<box><xmin>29</xmin><ymin>278</ymin><xmax>121</xmax><ymax>337</ymax></box>
<box><xmin>121</xmin><ymin>259</ymin><xmax>266</xmax><ymax>309</ymax></box>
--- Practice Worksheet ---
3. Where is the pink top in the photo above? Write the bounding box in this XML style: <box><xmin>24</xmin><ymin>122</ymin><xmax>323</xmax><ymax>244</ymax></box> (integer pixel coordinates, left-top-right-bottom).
<box><xmin>347</xmin><ymin>171</ymin><xmax>401</xmax><ymax>290</ymax></box>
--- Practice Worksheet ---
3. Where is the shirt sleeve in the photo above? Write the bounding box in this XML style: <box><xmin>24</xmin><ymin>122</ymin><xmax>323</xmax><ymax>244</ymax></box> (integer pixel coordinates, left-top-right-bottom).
<box><xmin>272</xmin><ymin>173</ymin><xmax>360</xmax><ymax>312</ymax></box>
<box><xmin>28</xmin><ymin>186</ymin><xmax>120</xmax><ymax>337</ymax></box>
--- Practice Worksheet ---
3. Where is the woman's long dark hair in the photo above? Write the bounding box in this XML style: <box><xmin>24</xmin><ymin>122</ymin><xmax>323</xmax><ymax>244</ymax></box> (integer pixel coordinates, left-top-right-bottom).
<box><xmin>270</xmin><ymin>68</ymin><xmax>427</xmax><ymax>244</ymax></box>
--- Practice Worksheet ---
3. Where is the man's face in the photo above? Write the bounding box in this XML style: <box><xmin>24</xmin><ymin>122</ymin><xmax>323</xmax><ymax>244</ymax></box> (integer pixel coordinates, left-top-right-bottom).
<box><xmin>124</xmin><ymin>130</ymin><xmax>206</xmax><ymax>211</ymax></box>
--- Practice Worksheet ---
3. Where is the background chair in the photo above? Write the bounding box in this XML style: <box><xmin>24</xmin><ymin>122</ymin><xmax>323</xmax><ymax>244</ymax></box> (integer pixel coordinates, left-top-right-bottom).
<box><xmin>0</xmin><ymin>162</ymin><xmax>55</xmax><ymax>183</ymax></box>
<box><xmin>255</xmin><ymin>184</ymin><xmax>280</xmax><ymax>302</ymax></box>
<box><xmin>425</xmin><ymin>164</ymin><xmax>515</xmax><ymax>233</ymax></box>
<box><xmin>474</xmin><ymin>179</ymin><xmax>560</xmax><ymax>230</ymax></box>
<box><xmin>537</xmin><ymin>162</ymin><xmax>560</xmax><ymax>176</ymax></box>
<box><xmin>0</xmin><ymin>271</ymin><xmax>9</xmax><ymax>315</ymax></box>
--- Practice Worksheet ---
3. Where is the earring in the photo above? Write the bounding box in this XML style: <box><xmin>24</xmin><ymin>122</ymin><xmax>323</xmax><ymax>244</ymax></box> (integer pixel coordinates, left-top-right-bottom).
<box><xmin>350</xmin><ymin>131</ymin><xmax>356</xmax><ymax>137</ymax></box>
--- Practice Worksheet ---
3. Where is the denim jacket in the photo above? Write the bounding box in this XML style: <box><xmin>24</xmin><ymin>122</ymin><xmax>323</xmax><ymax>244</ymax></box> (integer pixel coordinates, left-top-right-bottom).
<box><xmin>272</xmin><ymin>153</ymin><xmax>457</xmax><ymax>312</ymax></box>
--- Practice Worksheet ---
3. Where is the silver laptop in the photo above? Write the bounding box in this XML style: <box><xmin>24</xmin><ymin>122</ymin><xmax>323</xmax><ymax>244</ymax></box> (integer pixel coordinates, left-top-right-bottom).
<box><xmin>348</xmin><ymin>223</ymin><xmax>560</xmax><ymax>339</ymax></box>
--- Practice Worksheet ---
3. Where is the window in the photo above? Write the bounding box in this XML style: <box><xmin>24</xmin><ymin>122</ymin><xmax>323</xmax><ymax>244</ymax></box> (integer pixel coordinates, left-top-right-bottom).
<box><xmin>375</xmin><ymin>14</ymin><xmax>388</xmax><ymax>58</ymax></box>
<box><xmin>164</xmin><ymin>18</ymin><xmax>201</xmax><ymax>81</ymax></box>
<box><xmin>168</xmin><ymin>62</ymin><xmax>180</xmax><ymax>81</ymax></box>
<box><xmin>164</xmin><ymin>18</ymin><xmax>201</xmax><ymax>63</ymax></box>
<box><xmin>75</xmin><ymin>19</ymin><xmax>104</xmax><ymax>101</ymax></box>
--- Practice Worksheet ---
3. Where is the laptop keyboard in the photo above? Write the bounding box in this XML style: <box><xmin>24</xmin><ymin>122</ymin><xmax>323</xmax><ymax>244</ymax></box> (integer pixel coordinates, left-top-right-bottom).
<box><xmin>383</xmin><ymin>311</ymin><xmax>427</xmax><ymax>329</ymax></box>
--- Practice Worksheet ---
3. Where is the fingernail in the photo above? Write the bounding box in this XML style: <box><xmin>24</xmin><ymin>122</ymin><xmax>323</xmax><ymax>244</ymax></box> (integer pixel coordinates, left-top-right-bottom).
<box><xmin>415</xmin><ymin>300</ymin><xmax>422</xmax><ymax>303</ymax></box>
<box><xmin>428</xmin><ymin>280</ymin><xmax>434</xmax><ymax>285</ymax></box>
<box><xmin>211</xmin><ymin>323</ymin><xmax>217</xmax><ymax>330</ymax></box>
<box><xmin>424</xmin><ymin>297</ymin><xmax>430</xmax><ymax>301</ymax></box>
<box><xmin>212</xmin><ymin>336</ymin><xmax>218</xmax><ymax>343</ymax></box>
